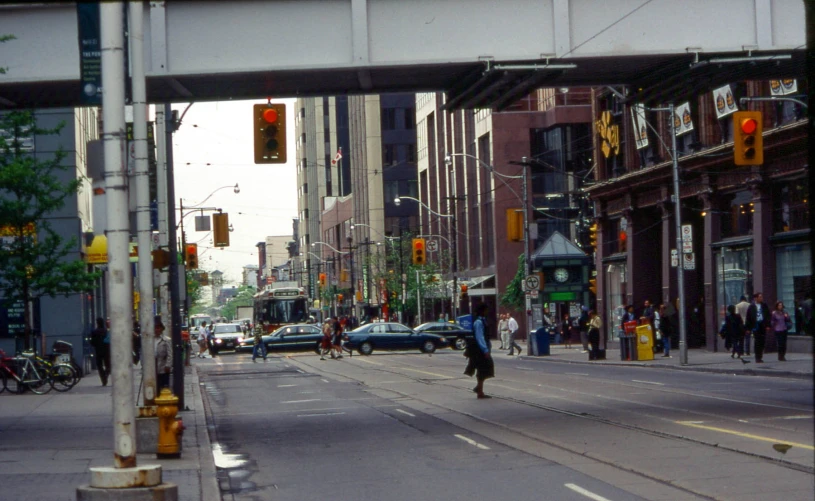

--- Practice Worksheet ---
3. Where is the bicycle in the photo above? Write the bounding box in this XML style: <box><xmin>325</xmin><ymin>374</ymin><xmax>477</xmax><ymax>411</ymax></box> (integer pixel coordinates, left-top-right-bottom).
<box><xmin>0</xmin><ymin>350</ymin><xmax>52</xmax><ymax>395</ymax></box>
<box><xmin>29</xmin><ymin>352</ymin><xmax>79</xmax><ymax>392</ymax></box>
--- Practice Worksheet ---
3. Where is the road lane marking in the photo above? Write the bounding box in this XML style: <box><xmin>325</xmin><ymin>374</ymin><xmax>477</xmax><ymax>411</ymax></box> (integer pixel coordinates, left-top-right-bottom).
<box><xmin>402</xmin><ymin>367</ymin><xmax>449</xmax><ymax>378</ymax></box>
<box><xmin>565</xmin><ymin>483</ymin><xmax>613</xmax><ymax>501</ymax></box>
<box><xmin>676</xmin><ymin>421</ymin><xmax>815</xmax><ymax>450</ymax></box>
<box><xmin>566</xmin><ymin>372</ymin><xmax>590</xmax><ymax>376</ymax></box>
<box><xmin>454</xmin><ymin>434</ymin><xmax>490</xmax><ymax>450</ymax></box>
<box><xmin>297</xmin><ymin>412</ymin><xmax>346</xmax><ymax>418</ymax></box>
<box><xmin>355</xmin><ymin>358</ymin><xmax>382</xmax><ymax>365</ymax></box>
<box><xmin>631</xmin><ymin>380</ymin><xmax>664</xmax><ymax>386</ymax></box>
<box><xmin>277</xmin><ymin>384</ymin><xmax>297</xmax><ymax>388</ymax></box>
<box><xmin>395</xmin><ymin>409</ymin><xmax>415</xmax><ymax>418</ymax></box>
<box><xmin>321</xmin><ymin>379</ymin><xmax>330</xmax><ymax>383</ymax></box>
<box><xmin>281</xmin><ymin>399</ymin><xmax>321</xmax><ymax>404</ymax></box>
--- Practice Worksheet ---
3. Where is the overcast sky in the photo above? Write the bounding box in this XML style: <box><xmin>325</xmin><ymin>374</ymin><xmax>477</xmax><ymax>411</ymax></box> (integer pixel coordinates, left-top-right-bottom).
<box><xmin>170</xmin><ymin>99</ymin><xmax>297</xmax><ymax>286</ymax></box>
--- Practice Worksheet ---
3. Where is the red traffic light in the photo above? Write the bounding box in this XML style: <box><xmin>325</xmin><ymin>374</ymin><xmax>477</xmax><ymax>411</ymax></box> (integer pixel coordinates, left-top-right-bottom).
<box><xmin>739</xmin><ymin>117</ymin><xmax>757</xmax><ymax>134</ymax></box>
<box><xmin>262</xmin><ymin>108</ymin><xmax>279</xmax><ymax>124</ymax></box>
<box><xmin>413</xmin><ymin>240</ymin><xmax>425</xmax><ymax>250</ymax></box>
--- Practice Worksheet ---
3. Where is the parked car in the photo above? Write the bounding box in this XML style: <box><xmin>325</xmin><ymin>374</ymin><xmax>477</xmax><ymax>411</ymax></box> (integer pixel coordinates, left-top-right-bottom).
<box><xmin>344</xmin><ymin>322</ymin><xmax>449</xmax><ymax>355</ymax></box>
<box><xmin>414</xmin><ymin>322</ymin><xmax>473</xmax><ymax>350</ymax></box>
<box><xmin>236</xmin><ymin>324</ymin><xmax>325</xmax><ymax>354</ymax></box>
<box><xmin>212</xmin><ymin>323</ymin><xmax>245</xmax><ymax>353</ymax></box>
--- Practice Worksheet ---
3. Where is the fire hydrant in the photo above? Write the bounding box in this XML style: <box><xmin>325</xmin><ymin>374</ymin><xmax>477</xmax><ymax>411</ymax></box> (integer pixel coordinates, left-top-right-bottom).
<box><xmin>155</xmin><ymin>387</ymin><xmax>185</xmax><ymax>459</ymax></box>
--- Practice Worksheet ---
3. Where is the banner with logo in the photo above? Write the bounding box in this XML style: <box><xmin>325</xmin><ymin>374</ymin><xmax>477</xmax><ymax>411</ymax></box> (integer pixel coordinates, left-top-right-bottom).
<box><xmin>770</xmin><ymin>79</ymin><xmax>797</xmax><ymax>96</ymax></box>
<box><xmin>673</xmin><ymin>102</ymin><xmax>694</xmax><ymax>136</ymax></box>
<box><xmin>631</xmin><ymin>104</ymin><xmax>649</xmax><ymax>150</ymax></box>
<box><xmin>712</xmin><ymin>85</ymin><xmax>738</xmax><ymax>119</ymax></box>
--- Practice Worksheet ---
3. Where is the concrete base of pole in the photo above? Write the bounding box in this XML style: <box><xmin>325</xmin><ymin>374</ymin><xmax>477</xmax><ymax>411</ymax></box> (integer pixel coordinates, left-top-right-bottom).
<box><xmin>135</xmin><ymin>416</ymin><xmax>158</xmax><ymax>454</ymax></box>
<box><xmin>76</xmin><ymin>482</ymin><xmax>177</xmax><ymax>501</ymax></box>
<box><xmin>89</xmin><ymin>465</ymin><xmax>162</xmax><ymax>489</ymax></box>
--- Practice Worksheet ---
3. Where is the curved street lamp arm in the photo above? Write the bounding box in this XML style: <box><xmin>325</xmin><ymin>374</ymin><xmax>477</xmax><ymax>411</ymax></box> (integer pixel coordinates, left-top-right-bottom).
<box><xmin>395</xmin><ymin>196</ymin><xmax>454</xmax><ymax>218</ymax></box>
<box><xmin>186</xmin><ymin>183</ymin><xmax>240</xmax><ymax>209</ymax></box>
<box><xmin>311</xmin><ymin>241</ymin><xmax>349</xmax><ymax>255</ymax></box>
<box><xmin>417</xmin><ymin>233</ymin><xmax>451</xmax><ymax>246</ymax></box>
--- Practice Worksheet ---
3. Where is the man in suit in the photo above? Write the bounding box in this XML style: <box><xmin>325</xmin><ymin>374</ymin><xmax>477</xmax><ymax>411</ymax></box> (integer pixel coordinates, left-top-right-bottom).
<box><xmin>744</xmin><ymin>292</ymin><xmax>771</xmax><ymax>363</ymax></box>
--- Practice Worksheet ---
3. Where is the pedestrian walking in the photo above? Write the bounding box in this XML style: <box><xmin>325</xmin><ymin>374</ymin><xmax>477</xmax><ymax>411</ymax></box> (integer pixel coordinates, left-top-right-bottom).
<box><xmin>735</xmin><ymin>296</ymin><xmax>751</xmax><ymax>355</ymax></box>
<box><xmin>251</xmin><ymin>324</ymin><xmax>267</xmax><ymax>362</ymax></box>
<box><xmin>588</xmin><ymin>310</ymin><xmax>603</xmax><ymax>361</ymax></box>
<box><xmin>154</xmin><ymin>316</ymin><xmax>172</xmax><ymax>389</ymax></box>
<box><xmin>578</xmin><ymin>307</ymin><xmax>590</xmax><ymax>353</ymax></box>
<box><xmin>497</xmin><ymin>313</ymin><xmax>509</xmax><ymax>350</ymax></box>
<box><xmin>320</xmin><ymin>318</ymin><xmax>333</xmax><ymax>360</ymax></box>
<box><xmin>206</xmin><ymin>322</ymin><xmax>217</xmax><ymax>358</ymax></box>
<box><xmin>506</xmin><ymin>313</ymin><xmax>523</xmax><ymax>355</ymax></box>
<box><xmin>770</xmin><ymin>301</ymin><xmax>791</xmax><ymax>361</ymax></box>
<box><xmin>657</xmin><ymin>303</ymin><xmax>673</xmax><ymax>358</ymax></box>
<box><xmin>196</xmin><ymin>321</ymin><xmax>209</xmax><ymax>358</ymax></box>
<box><xmin>561</xmin><ymin>314</ymin><xmax>572</xmax><ymax>348</ymax></box>
<box><xmin>724</xmin><ymin>304</ymin><xmax>745</xmax><ymax>359</ymax></box>
<box><xmin>464</xmin><ymin>302</ymin><xmax>494</xmax><ymax>399</ymax></box>
<box><xmin>745</xmin><ymin>292</ymin><xmax>771</xmax><ymax>363</ymax></box>
<box><xmin>90</xmin><ymin>317</ymin><xmax>111</xmax><ymax>386</ymax></box>
<box><xmin>332</xmin><ymin>316</ymin><xmax>345</xmax><ymax>359</ymax></box>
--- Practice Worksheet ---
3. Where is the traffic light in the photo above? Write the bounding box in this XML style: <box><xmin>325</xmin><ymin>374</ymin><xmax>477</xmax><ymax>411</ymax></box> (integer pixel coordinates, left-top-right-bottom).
<box><xmin>506</xmin><ymin>208</ymin><xmax>523</xmax><ymax>241</ymax></box>
<box><xmin>460</xmin><ymin>284</ymin><xmax>468</xmax><ymax>302</ymax></box>
<box><xmin>319</xmin><ymin>273</ymin><xmax>326</xmax><ymax>287</ymax></box>
<box><xmin>733</xmin><ymin>111</ymin><xmax>763</xmax><ymax>165</ymax></box>
<box><xmin>588</xmin><ymin>223</ymin><xmax>598</xmax><ymax>251</ymax></box>
<box><xmin>185</xmin><ymin>243</ymin><xmax>198</xmax><ymax>269</ymax></box>
<box><xmin>253</xmin><ymin>103</ymin><xmax>287</xmax><ymax>164</ymax></box>
<box><xmin>212</xmin><ymin>212</ymin><xmax>230</xmax><ymax>247</ymax></box>
<box><xmin>337</xmin><ymin>294</ymin><xmax>344</xmax><ymax>304</ymax></box>
<box><xmin>340</xmin><ymin>269</ymin><xmax>349</xmax><ymax>282</ymax></box>
<box><xmin>151</xmin><ymin>249</ymin><xmax>170</xmax><ymax>269</ymax></box>
<box><xmin>588</xmin><ymin>278</ymin><xmax>597</xmax><ymax>295</ymax></box>
<box><xmin>412</xmin><ymin>238</ymin><xmax>426</xmax><ymax>265</ymax></box>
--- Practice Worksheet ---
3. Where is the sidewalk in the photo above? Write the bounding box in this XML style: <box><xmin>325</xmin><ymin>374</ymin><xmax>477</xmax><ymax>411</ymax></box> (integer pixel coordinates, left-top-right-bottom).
<box><xmin>0</xmin><ymin>364</ymin><xmax>219</xmax><ymax>501</ymax></box>
<box><xmin>522</xmin><ymin>341</ymin><xmax>814</xmax><ymax>379</ymax></box>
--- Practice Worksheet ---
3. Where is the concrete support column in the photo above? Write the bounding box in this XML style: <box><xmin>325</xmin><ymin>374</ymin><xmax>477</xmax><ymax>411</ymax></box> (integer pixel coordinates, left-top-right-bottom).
<box><xmin>623</xmin><ymin>208</ymin><xmax>636</xmax><ymax>308</ymax></box>
<box><xmin>659</xmin><ymin>199</ymin><xmax>677</xmax><ymax>306</ymax></box>
<box><xmin>751</xmin><ymin>180</ymin><xmax>776</xmax><ymax>351</ymax></box>
<box><xmin>702</xmin><ymin>191</ymin><xmax>721</xmax><ymax>352</ymax></box>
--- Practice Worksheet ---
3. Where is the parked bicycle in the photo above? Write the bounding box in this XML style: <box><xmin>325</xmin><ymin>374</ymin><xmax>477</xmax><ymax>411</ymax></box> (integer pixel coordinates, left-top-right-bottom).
<box><xmin>0</xmin><ymin>349</ymin><xmax>78</xmax><ymax>394</ymax></box>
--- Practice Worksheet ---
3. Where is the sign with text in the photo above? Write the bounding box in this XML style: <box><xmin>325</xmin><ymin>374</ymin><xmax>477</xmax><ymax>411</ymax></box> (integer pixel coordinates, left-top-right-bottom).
<box><xmin>681</xmin><ymin>224</ymin><xmax>693</xmax><ymax>253</ymax></box>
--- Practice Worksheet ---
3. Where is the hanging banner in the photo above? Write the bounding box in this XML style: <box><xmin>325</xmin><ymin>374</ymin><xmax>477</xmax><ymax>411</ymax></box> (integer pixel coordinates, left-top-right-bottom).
<box><xmin>770</xmin><ymin>79</ymin><xmax>798</xmax><ymax>96</ymax></box>
<box><xmin>712</xmin><ymin>84</ymin><xmax>738</xmax><ymax>119</ymax></box>
<box><xmin>673</xmin><ymin>102</ymin><xmax>694</xmax><ymax>136</ymax></box>
<box><xmin>631</xmin><ymin>104</ymin><xmax>649</xmax><ymax>150</ymax></box>
<box><xmin>76</xmin><ymin>3</ymin><xmax>101</xmax><ymax>105</ymax></box>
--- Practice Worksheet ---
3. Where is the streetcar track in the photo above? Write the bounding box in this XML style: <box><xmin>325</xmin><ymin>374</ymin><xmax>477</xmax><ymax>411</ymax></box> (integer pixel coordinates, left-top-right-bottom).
<box><xmin>293</xmin><ymin>355</ymin><xmax>815</xmax><ymax>477</ymax></box>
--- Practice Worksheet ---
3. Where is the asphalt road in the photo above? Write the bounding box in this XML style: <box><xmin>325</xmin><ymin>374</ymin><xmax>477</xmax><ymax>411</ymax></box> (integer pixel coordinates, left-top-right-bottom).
<box><xmin>199</xmin><ymin>349</ymin><xmax>814</xmax><ymax>501</ymax></box>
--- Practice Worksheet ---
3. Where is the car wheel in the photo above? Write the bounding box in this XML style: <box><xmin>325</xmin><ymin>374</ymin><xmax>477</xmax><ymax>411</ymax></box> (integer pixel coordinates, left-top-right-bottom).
<box><xmin>454</xmin><ymin>337</ymin><xmax>468</xmax><ymax>351</ymax></box>
<box><xmin>421</xmin><ymin>340</ymin><xmax>436</xmax><ymax>354</ymax></box>
<box><xmin>314</xmin><ymin>341</ymin><xmax>322</xmax><ymax>355</ymax></box>
<box><xmin>359</xmin><ymin>342</ymin><xmax>373</xmax><ymax>356</ymax></box>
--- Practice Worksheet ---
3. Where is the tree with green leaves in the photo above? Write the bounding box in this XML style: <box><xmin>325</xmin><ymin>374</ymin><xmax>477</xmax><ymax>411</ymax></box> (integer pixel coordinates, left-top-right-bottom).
<box><xmin>0</xmin><ymin>111</ymin><xmax>100</xmax><ymax>349</ymax></box>
<box><xmin>220</xmin><ymin>285</ymin><xmax>256</xmax><ymax>320</ymax></box>
<box><xmin>499</xmin><ymin>254</ymin><xmax>526</xmax><ymax>310</ymax></box>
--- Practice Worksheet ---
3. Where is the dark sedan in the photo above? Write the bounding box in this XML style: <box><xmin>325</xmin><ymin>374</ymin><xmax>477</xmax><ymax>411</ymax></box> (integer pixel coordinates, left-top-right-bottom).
<box><xmin>414</xmin><ymin>322</ymin><xmax>473</xmax><ymax>350</ymax></box>
<box><xmin>212</xmin><ymin>323</ymin><xmax>245</xmax><ymax>352</ymax></box>
<box><xmin>344</xmin><ymin>322</ymin><xmax>449</xmax><ymax>356</ymax></box>
<box><xmin>237</xmin><ymin>324</ymin><xmax>324</xmax><ymax>354</ymax></box>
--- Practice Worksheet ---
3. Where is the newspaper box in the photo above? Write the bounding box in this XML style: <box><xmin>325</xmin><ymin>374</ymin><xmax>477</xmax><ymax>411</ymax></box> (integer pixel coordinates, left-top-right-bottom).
<box><xmin>635</xmin><ymin>323</ymin><xmax>654</xmax><ymax>361</ymax></box>
<box><xmin>621</xmin><ymin>321</ymin><xmax>638</xmax><ymax>361</ymax></box>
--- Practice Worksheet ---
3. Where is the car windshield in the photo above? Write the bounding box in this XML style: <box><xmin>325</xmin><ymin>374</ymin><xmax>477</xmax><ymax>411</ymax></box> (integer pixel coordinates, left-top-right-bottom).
<box><xmin>213</xmin><ymin>324</ymin><xmax>242</xmax><ymax>334</ymax></box>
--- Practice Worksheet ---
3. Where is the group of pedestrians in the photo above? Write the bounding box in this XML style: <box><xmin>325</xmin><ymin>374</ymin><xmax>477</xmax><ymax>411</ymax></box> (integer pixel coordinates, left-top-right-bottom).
<box><xmin>320</xmin><ymin>316</ymin><xmax>349</xmax><ymax>360</ymax></box>
<box><xmin>497</xmin><ymin>313</ymin><xmax>522</xmax><ymax>356</ymax></box>
<box><xmin>90</xmin><ymin>315</ymin><xmax>172</xmax><ymax>389</ymax></box>
<box><xmin>722</xmin><ymin>292</ymin><xmax>791</xmax><ymax>363</ymax></box>
<box><xmin>195</xmin><ymin>321</ymin><xmax>216</xmax><ymax>358</ymax></box>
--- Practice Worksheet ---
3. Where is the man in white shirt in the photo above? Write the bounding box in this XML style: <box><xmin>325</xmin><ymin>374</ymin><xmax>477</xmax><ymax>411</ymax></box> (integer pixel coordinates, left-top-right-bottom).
<box><xmin>506</xmin><ymin>314</ymin><xmax>522</xmax><ymax>355</ymax></box>
<box><xmin>735</xmin><ymin>296</ymin><xmax>751</xmax><ymax>355</ymax></box>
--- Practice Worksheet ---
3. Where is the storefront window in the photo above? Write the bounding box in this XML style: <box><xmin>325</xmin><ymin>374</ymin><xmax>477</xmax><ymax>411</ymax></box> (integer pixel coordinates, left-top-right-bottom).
<box><xmin>605</xmin><ymin>263</ymin><xmax>627</xmax><ymax>339</ymax></box>
<box><xmin>773</xmin><ymin>181</ymin><xmax>809</xmax><ymax>233</ymax></box>
<box><xmin>715</xmin><ymin>247</ymin><xmax>753</xmax><ymax>327</ymax></box>
<box><xmin>721</xmin><ymin>191</ymin><xmax>754</xmax><ymax>238</ymax></box>
<box><xmin>775</xmin><ymin>244</ymin><xmax>811</xmax><ymax>335</ymax></box>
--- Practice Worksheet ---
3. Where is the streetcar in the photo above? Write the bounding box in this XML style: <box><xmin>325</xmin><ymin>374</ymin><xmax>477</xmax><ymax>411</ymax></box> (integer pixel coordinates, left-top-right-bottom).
<box><xmin>252</xmin><ymin>286</ymin><xmax>310</xmax><ymax>333</ymax></box>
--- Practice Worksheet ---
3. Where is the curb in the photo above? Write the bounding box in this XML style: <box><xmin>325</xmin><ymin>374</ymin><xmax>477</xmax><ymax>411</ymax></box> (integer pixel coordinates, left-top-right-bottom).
<box><xmin>188</xmin><ymin>365</ymin><xmax>220</xmax><ymax>501</ymax></box>
<box><xmin>524</xmin><ymin>353</ymin><xmax>813</xmax><ymax>380</ymax></box>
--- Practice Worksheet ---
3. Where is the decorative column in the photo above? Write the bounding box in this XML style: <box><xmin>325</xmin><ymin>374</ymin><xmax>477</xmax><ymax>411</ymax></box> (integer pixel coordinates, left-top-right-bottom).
<box><xmin>659</xmin><ymin>194</ymin><xmax>676</xmax><ymax>306</ymax></box>
<box><xmin>750</xmin><ymin>178</ymin><xmax>776</xmax><ymax>351</ymax></box>
<box><xmin>701</xmin><ymin>189</ymin><xmax>721</xmax><ymax>352</ymax></box>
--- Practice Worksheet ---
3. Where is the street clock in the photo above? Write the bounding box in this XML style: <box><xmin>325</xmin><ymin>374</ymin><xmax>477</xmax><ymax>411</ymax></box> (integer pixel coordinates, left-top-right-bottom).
<box><xmin>553</xmin><ymin>267</ymin><xmax>570</xmax><ymax>283</ymax></box>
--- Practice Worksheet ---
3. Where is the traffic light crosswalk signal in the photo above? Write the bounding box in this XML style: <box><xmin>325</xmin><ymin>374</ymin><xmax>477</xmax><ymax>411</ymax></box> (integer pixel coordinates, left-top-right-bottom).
<box><xmin>733</xmin><ymin>111</ymin><xmax>763</xmax><ymax>165</ymax></box>
<box><xmin>253</xmin><ymin>103</ymin><xmax>287</xmax><ymax>164</ymax></box>
<box><xmin>412</xmin><ymin>238</ymin><xmax>426</xmax><ymax>265</ymax></box>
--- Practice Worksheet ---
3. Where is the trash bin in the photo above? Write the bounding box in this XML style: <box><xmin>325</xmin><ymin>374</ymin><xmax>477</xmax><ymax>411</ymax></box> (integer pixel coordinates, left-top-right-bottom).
<box><xmin>531</xmin><ymin>327</ymin><xmax>550</xmax><ymax>356</ymax></box>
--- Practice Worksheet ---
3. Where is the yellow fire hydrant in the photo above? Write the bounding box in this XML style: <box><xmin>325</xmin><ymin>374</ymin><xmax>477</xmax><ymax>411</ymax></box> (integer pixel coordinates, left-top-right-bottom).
<box><xmin>155</xmin><ymin>387</ymin><xmax>185</xmax><ymax>459</ymax></box>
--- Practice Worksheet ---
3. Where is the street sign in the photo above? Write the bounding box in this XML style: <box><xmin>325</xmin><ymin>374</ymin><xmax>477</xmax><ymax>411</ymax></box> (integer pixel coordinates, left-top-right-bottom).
<box><xmin>671</xmin><ymin>249</ymin><xmax>678</xmax><ymax>267</ymax></box>
<box><xmin>683</xmin><ymin>252</ymin><xmax>695</xmax><ymax>270</ymax></box>
<box><xmin>524</xmin><ymin>274</ymin><xmax>540</xmax><ymax>292</ymax></box>
<box><xmin>681</xmin><ymin>224</ymin><xmax>693</xmax><ymax>253</ymax></box>
<box><xmin>426</xmin><ymin>239</ymin><xmax>438</xmax><ymax>252</ymax></box>
<box><xmin>526</xmin><ymin>290</ymin><xmax>539</xmax><ymax>298</ymax></box>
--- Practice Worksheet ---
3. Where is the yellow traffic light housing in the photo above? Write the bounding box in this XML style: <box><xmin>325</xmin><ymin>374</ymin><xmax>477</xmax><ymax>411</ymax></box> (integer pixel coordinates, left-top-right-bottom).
<box><xmin>588</xmin><ymin>223</ymin><xmax>598</xmax><ymax>251</ymax></box>
<box><xmin>253</xmin><ymin>103</ymin><xmax>287</xmax><ymax>164</ymax></box>
<box><xmin>589</xmin><ymin>278</ymin><xmax>597</xmax><ymax>295</ymax></box>
<box><xmin>151</xmin><ymin>249</ymin><xmax>170</xmax><ymax>270</ymax></box>
<box><xmin>506</xmin><ymin>208</ymin><xmax>523</xmax><ymax>241</ymax></box>
<box><xmin>212</xmin><ymin>212</ymin><xmax>230</xmax><ymax>248</ymax></box>
<box><xmin>412</xmin><ymin>238</ymin><xmax>426</xmax><ymax>265</ymax></box>
<box><xmin>319</xmin><ymin>273</ymin><xmax>327</xmax><ymax>287</ymax></box>
<box><xmin>185</xmin><ymin>243</ymin><xmax>199</xmax><ymax>269</ymax></box>
<box><xmin>733</xmin><ymin>111</ymin><xmax>763</xmax><ymax>165</ymax></box>
<box><xmin>460</xmin><ymin>284</ymin><xmax>469</xmax><ymax>302</ymax></box>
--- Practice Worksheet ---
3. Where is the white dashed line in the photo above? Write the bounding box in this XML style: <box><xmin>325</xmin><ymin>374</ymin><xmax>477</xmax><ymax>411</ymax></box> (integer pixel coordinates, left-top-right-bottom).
<box><xmin>280</xmin><ymin>399</ymin><xmax>321</xmax><ymax>404</ymax></box>
<box><xmin>631</xmin><ymin>380</ymin><xmax>664</xmax><ymax>386</ymax></box>
<box><xmin>297</xmin><ymin>412</ymin><xmax>346</xmax><ymax>418</ymax></box>
<box><xmin>321</xmin><ymin>379</ymin><xmax>330</xmax><ymax>383</ymax></box>
<box><xmin>454</xmin><ymin>434</ymin><xmax>490</xmax><ymax>450</ymax></box>
<box><xmin>277</xmin><ymin>384</ymin><xmax>297</xmax><ymax>388</ymax></box>
<box><xmin>564</xmin><ymin>483</ymin><xmax>614</xmax><ymax>501</ymax></box>
<box><xmin>395</xmin><ymin>409</ymin><xmax>415</xmax><ymax>418</ymax></box>
<box><xmin>566</xmin><ymin>372</ymin><xmax>590</xmax><ymax>376</ymax></box>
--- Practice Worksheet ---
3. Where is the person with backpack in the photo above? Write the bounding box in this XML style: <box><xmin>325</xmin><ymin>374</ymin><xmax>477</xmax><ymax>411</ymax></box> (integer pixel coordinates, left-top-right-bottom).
<box><xmin>464</xmin><ymin>302</ymin><xmax>494</xmax><ymax>399</ymax></box>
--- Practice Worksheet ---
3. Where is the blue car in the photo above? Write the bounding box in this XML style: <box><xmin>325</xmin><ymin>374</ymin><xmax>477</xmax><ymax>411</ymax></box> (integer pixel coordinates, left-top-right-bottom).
<box><xmin>344</xmin><ymin>322</ymin><xmax>449</xmax><ymax>355</ymax></box>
